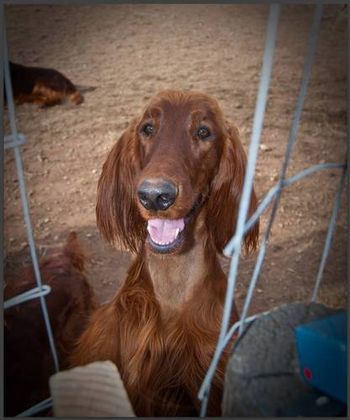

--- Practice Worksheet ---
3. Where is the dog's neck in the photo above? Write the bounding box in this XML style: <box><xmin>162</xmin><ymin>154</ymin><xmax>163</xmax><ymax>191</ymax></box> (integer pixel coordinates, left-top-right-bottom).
<box><xmin>146</xmin><ymin>239</ymin><xmax>209</xmax><ymax>309</ymax></box>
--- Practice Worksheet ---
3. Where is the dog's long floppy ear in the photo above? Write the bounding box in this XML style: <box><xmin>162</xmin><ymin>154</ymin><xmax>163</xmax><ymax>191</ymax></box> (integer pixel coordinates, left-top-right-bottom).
<box><xmin>206</xmin><ymin>122</ymin><xmax>259</xmax><ymax>255</ymax></box>
<box><xmin>96</xmin><ymin>122</ymin><xmax>146</xmax><ymax>253</ymax></box>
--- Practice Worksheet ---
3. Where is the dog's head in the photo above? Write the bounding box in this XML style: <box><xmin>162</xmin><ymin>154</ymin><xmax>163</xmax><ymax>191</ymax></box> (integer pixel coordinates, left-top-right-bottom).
<box><xmin>96</xmin><ymin>90</ymin><xmax>259</xmax><ymax>255</ymax></box>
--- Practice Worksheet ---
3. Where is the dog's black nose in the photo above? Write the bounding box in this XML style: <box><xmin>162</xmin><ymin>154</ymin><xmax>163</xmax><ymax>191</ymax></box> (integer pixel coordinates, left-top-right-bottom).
<box><xmin>138</xmin><ymin>179</ymin><xmax>177</xmax><ymax>211</ymax></box>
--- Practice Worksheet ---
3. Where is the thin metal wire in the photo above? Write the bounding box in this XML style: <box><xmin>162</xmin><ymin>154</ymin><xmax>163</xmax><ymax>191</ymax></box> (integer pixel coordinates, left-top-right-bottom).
<box><xmin>284</xmin><ymin>162</ymin><xmax>345</xmax><ymax>187</ymax></box>
<box><xmin>4</xmin><ymin>285</ymin><xmax>52</xmax><ymax>310</ymax></box>
<box><xmin>3</xmin><ymin>22</ymin><xmax>60</xmax><ymax>375</ymax></box>
<box><xmin>16</xmin><ymin>398</ymin><xmax>53</xmax><ymax>417</ymax></box>
<box><xmin>4</xmin><ymin>133</ymin><xmax>26</xmax><ymax>149</ymax></box>
<box><xmin>225</xmin><ymin>162</ymin><xmax>345</xmax><ymax>255</ymax></box>
<box><xmin>238</xmin><ymin>3</ymin><xmax>323</xmax><ymax>337</ymax></box>
<box><xmin>198</xmin><ymin>4</ymin><xmax>281</xmax><ymax>415</ymax></box>
<box><xmin>219</xmin><ymin>308</ymin><xmax>274</xmax><ymax>356</ymax></box>
<box><xmin>311</xmin><ymin>166</ymin><xmax>347</xmax><ymax>301</ymax></box>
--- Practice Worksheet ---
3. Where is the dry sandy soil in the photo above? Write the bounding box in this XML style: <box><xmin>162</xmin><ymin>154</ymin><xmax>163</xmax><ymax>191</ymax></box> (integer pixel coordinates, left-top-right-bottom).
<box><xmin>4</xmin><ymin>4</ymin><xmax>347</xmax><ymax>317</ymax></box>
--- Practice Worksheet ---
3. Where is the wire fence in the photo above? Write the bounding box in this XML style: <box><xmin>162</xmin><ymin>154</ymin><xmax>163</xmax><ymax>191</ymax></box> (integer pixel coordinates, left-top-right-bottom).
<box><xmin>3</xmin><ymin>18</ymin><xmax>58</xmax><ymax>416</ymax></box>
<box><xmin>3</xmin><ymin>4</ymin><xmax>347</xmax><ymax>417</ymax></box>
<box><xmin>198</xmin><ymin>4</ymin><xmax>347</xmax><ymax>415</ymax></box>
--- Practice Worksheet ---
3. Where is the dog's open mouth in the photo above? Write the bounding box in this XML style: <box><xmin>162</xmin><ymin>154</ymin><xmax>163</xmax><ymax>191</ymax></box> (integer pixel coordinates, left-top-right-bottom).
<box><xmin>145</xmin><ymin>194</ymin><xmax>204</xmax><ymax>254</ymax></box>
<box><xmin>147</xmin><ymin>218</ymin><xmax>185</xmax><ymax>253</ymax></box>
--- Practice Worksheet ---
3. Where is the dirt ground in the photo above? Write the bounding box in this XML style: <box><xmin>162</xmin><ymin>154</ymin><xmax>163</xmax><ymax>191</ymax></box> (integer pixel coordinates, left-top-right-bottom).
<box><xmin>4</xmin><ymin>4</ymin><xmax>347</xmax><ymax>316</ymax></box>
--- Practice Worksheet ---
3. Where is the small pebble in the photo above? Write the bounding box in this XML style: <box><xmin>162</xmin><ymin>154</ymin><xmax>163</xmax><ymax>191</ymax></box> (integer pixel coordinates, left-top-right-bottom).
<box><xmin>260</xmin><ymin>144</ymin><xmax>272</xmax><ymax>152</ymax></box>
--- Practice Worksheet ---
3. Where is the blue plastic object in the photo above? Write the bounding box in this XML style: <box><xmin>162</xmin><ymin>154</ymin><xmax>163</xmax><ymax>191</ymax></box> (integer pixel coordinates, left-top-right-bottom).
<box><xmin>295</xmin><ymin>311</ymin><xmax>347</xmax><ymax>405</ymax></box>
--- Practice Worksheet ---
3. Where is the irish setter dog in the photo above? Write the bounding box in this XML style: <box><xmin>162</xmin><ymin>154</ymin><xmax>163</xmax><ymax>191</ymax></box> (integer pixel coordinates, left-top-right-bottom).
<box><xmin>70</xmin><ymin>90</ymin><xmax>259</xmax><ymax>416</ymax></box>
<box><xmin>5</xmin><ymin>62</ymin><xmax>83</xmax><ymax>107</ymax></box>
<box><xmin>5</xmin><ymin>232</ymin><xmax>97</xmax><ymax>416</ymax></box>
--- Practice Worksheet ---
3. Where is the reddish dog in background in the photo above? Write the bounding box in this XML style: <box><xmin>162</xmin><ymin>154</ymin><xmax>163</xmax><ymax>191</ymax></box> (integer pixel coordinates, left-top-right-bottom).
<box><xmin>70</xmin><ymin>90</ymin><xmax>259</xmax><ymax>416</ymax></box>
<box><xmin>5</xmin><ymin>232</ymin><xmax>96</xmax><ymax>416</ymax></box>
<box><xmin>5</xmin><ymin>62</ymin><xmax>84</xmax><ymax>107</ymax></box>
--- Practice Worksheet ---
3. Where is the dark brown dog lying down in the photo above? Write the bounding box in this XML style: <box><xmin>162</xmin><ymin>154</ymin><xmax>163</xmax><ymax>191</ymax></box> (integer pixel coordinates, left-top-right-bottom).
<box><xmin>4</xmin><ymin>232</ymin><xmax>97</xmax><ymax>416</ymax></box>
<box><xmin>5</xmin><ymin>62</ymin><xmax>85</xmax><ymax>107</ymax></box>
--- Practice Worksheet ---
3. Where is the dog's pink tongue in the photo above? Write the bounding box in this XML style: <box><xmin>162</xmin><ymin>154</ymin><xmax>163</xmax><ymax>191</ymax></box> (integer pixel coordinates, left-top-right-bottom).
<box><xmin>147</xmin><ymin>218</ymin><xmax>184</xmax><ymax>245</ymax></box>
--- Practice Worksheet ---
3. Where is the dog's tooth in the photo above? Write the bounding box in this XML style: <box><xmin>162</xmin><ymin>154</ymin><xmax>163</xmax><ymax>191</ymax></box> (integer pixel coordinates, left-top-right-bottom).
<box><xmin>154</xmin><ymin>237</ymin><xmax>179</xmax><ymax>246</ymax></box>
<box><xmin>175</xmin><ymin>228</ymin><xmax>180</xmax><ymax>237</ymax></box>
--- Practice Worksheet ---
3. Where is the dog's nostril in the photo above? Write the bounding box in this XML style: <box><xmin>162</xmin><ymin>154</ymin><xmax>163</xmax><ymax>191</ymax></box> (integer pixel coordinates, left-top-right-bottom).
<box><xmin>138</xmin><ymin>192</ymin><xmax>150</xmax><ymax>208</ymax></box>
<box><xmin>157</xmin><ymin>193</ymin><xmax>172</xmax><ymax>209</ymax></box>
<box><xmin>138</xmin><ymin>180</ymin><xmax>177</xmax><ymax>211</ymax></box>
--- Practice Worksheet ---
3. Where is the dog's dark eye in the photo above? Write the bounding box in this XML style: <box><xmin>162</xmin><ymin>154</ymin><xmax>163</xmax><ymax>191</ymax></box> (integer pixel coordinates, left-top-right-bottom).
<box><xmin>141</xmin><ymin>123</ymin><xmax>154</xmax><ymax>136</ymax></box>
<box><xmin>197</xmin><ymin>126</ymin><xmax>211</xmax><ymax>140</ymax></box>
